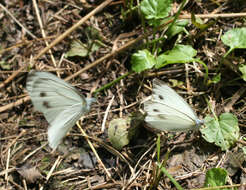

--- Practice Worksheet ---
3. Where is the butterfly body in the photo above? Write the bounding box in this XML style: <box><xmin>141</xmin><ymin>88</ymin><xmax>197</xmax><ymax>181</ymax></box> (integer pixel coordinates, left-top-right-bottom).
<box><xmin>26</xmin><ymin>71</ymin><xmax>95</xmax><ymax>149</ymax></box>
<box><xmin>144</xmin><ymin>79</ymin><xmax>202</xmax><ymax>132</ymax></box>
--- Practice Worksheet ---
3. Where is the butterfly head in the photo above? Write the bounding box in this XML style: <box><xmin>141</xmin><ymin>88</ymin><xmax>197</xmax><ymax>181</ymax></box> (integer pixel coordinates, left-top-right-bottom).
<box><xmin>85</xmin><ymin>98</ymin><xmax>96</xmax><ymax>112</ymax></box>
<box><xmin>195</xmin><ymin>119</ymin><xmax>204</xmax><ymax>127</ymax></box>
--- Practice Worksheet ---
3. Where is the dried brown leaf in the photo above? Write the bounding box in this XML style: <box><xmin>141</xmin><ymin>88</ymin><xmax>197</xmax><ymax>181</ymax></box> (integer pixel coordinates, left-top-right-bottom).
<box><xmin>17</xmin><ymin>165</ymin><xmax>43</xmax><ymax>183</ymax></box>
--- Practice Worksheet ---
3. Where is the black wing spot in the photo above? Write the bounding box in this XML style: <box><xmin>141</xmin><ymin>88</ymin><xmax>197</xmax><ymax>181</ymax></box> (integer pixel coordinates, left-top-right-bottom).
<box><xmin>40</xmin><ymin>92</ymin><xmax>47</xmax><ymax>97</ymax></box>
<box><xmin>158</xmin><ymin>95</ymin><xmax>164</xmax><ymax>100</ymax></box>
<box><xmin>158</xmin><ymin>115</ymin><xmax>167</xmax><ymax>119</ymax></box>
<box><xmin>153</xmin><ymin>109</ymin><xmax>160</xmax><ymax>112</ymax></box>
<box><xmin>43</xmin><ymin>101</ymin><xmax>51</xmax><ymax>109</ymax></box>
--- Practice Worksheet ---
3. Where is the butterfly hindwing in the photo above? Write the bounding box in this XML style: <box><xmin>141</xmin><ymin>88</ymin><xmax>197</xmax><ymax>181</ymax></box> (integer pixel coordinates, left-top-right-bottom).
<box><xmin>48</xmin><ymin>103</ymin><xmax>84</xmax><ymax>149</ymax></box>
<box><xmin>145</xmin><ymin>101</ymin><xmax>196</xmax><ymax>131</ymax></box>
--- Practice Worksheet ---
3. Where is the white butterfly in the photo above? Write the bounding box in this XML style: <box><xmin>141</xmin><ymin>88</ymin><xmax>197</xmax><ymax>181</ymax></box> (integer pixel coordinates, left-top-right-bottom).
<box><xmin>26</xmin><ymin>71</ymin><xmax>95</xmax><ymax>150</ymax></box>
<box><xmin>144</xmin><ymin>79</ymin><xmax>203</xmax><ymax>131</ymax></box>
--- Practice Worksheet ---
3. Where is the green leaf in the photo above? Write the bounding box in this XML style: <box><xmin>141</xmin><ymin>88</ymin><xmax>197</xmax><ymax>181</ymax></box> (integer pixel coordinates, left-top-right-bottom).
<box><xmin>208</xmin><ymin>73</ymin><xmax>221</xmax><ymax>85</ymax></box>
<box><xmin>169</xmin><ymin>79</ymin><xmax>184</xmax><ymax>87</ymax></box>
<box><xmin>200</xmin><ymin>113</ymin><xmax>239</xmax><ymax>151</ymax></box>
<box><xmin>108</xmin><ymin>113</ymin><xmax>143</xmax><ymax>150</ymax></box>
<box><xmin>204</xmin><ymin>168</ymin><xmax>227</xmax><ymax>188</ymax></box>
<box><xmin>85</xmin><ymin>26</ymin><xmax>101</xmax><ymax>40</ymax></box>
<box><xmin>156</xmin><ymin>44</ymin><xmax>197</xmax><ymax>68</ymax></box>
<box><xmin>242</xmin><ymin>147</ymin><xmax>246</xmax><ymax>155</ymax></box>
<box><xmin>131</xmin><ymin>49</ymin><xmax>157</xmax><ymax>73</ymax></box>
<box><xmin>0</xmin><ymin>60</ymin><xmax>11</xmax><ymax>70</ymax></box>
<box><xmin>65</xmin><ymin>40</ymin><xmax>100</xmax><ymax>58</ymax></box>
<box><xmin>221</xmin><ymin>28</ymin><xmax>246</xmax><ymax>51</ymax></box>
<box><xmin>239</xmin><ymin>64</ymin><xmax>246</xmax><ymax>81</ymax></box>
<box><xmin>191</xmin><ymin>12</ymin><xmax>215</xmax><ymax>31</ymax></box>
<box><xmin>140</xmin><ymin>0</ymin><xmax>172</xmax><ymax>20</ymax></box>
<box><xmin>91</xmin><ymin>42</ymin><xmax>101</xmax><ymax>53</ymax></box>
<box><xmin>108</xmin><ymin>118</ymin><xmax>131</xmax><ymax>150</ymax></box>
<box><xmin>166</xmin><ymin>19</ymin><xmax>189</xmax><ymax>39</ymax></box>
<box><xmin>212</xmin><ymin>73</ymin><xmax>221</xmax><ymax>83</ymax></box>
<box><xmin>65</xmin><ymin>40</ymin><xmax>89</xmax><ymax>58</ymax></box>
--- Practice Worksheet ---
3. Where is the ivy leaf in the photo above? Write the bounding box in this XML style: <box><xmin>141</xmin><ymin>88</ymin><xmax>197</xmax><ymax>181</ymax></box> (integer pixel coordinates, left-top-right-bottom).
<box><xmin>65</xmin><ymin>40</ymin><xmax>89</xmax><ymax>58</ymax></box>
<box><xmin>204</xmin><ymin>168</ymin><xmax>227</xmax><ymax>188</ymax></box>
<box><xmin>156</xmin><ymin>44</ymin><xmax>197</xmax><ymax>68</ymax></box>
<box><xmin>65</xmin><ymin>40</ymin><xmax>100</xmax><ymax>58</ymax></box>
<box><xmin>221</xmin><ymin>27</ymin><xmax>246</xmax><ymax>57</ymax></box>
<box><xmin>166</xmin><ymin>19</ymin><xmax>189</xmax><ymax>39</ymax></box>
<box><xmin>239</xmin><ymin>64</ymin><xmax>246</xmax><ymax>81</ymax></box>
<box><xmin>131</xmin><ymin>49</ymin><xmax>157</xmax><ymax>73</ymax></box>
<box><xmin>200</xmin><ymin>113</ymin><xmax>239</xmax><ymax>151</ymax></box>
<box><xmin>222</xmin><ymin>27</ymin><xmax>246</xmax><ymax>50</ymax></box>
<box><xmin>140</xmin><ymin>0</ymin><xmax>172</xmax><ymax>20</ymax></box>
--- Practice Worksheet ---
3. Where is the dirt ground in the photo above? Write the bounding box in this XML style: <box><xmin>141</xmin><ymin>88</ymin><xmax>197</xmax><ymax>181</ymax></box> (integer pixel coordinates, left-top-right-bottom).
<box><xmin>0</xmin><ymin>0</ymin><xmax>246</xmax><ymax>189</ymax></box>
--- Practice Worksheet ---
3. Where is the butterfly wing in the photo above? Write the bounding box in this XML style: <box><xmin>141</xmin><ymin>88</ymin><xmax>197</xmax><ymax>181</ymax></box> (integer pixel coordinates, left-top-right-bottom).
<box><xmin>152</xmin><ymin>79</ymin><xmax>198</xmax><ymax>121</ymax></box>
<box><xmin>26</xmin><ymin>71</ymin><xmax>90</xmax><ymax>149</ymax></box>
<box><xmin>48</xmin><ymin>103</ymin><xmax>84</xmax><ymax>149</ymax></box>
<box><xmin>26</xmin><ymin>71</ymin><xmax>89</xmax><ymax>121</ymax></box>
<box><xmin>144</xmin><ymin>101</ymin><xmax>197</xmax><ymax>131</ymax></box>
<box><xmin>144</xmin><ymin>79</ymin><xmax>199</xmax><ymax>131</ymax></box>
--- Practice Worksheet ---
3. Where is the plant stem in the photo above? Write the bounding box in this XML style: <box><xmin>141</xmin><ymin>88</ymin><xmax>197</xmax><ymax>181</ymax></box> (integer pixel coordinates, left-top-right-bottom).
<box><xmin>93</xmin><ymin>71</ymin><xmax>133</xmax><ymax>96</ymax></box>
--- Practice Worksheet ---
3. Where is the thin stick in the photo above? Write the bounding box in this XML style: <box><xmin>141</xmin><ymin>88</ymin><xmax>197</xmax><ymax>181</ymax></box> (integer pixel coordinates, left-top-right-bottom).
<box><xmin>46</xmin><ymin>156</ymin><xmax>62</xmax><ymax>181</ymax></box>
<box><xmin>35</xmin><ymin>0</ymin><xmax>113</xmax><ymax>60</ymax></box>
<box><xmin>101</xmin><ymin>95</ymin><xmax>115</xmax><ymax>132</ymax></box>
<box><xmin>32</xmin><ymin>0</ymin><xmax>57</xmax><ymax>68</ymax></box>
<box><xmin>180</xmin><ymin>12</ymin><xmax>246</xmax><ymax>19</ymax></box>
<box><xmin>0</xmin><ymin>0</ymin><xmax>113</xmax><ymax>88</ymax></box>
<box><xmin>76</xmin><ymin>133</ymin><xmax>134</xmax><ymax>174</ymax></box>
<box><xmin>40</xmin><ymin>156</ymin><xmax>62</xmax><ymax>190</ymax></box>
<box><xmin>0</xmin><ymin>96</ymin><xmax>30</xmax><ymax>113</ymax></box>
<box><xmin>22</xmin><ymin>180</ymin><xmax>27</xmax><ymax>190</ymax></box>
<box><xmin>64</xmin><ymin>35</ymin><xmax>144</xmax><ymax>81</ymax></box>
<box><xmin>2</xmin><ymin>130</ymin><xmax>26</xmax><ymax>155</ymax></box>
<box><xmin>22</xmin><ymin>142</ymin><xmax>48</xmax><ymax>162</ymax></box>
<box><xmin>76</xmin><ymin>121</ymin><xmax>112</xmax><ymax>179</ymax></box>
<box><xmin>5</xmin><ymin>148</ymin><xmax>11</xmax><ymax>183</ymax></box>
<box><xmin>0</xmin><ymin>3</ymin><xmax>36</xmax><ymax>39</ymax></box>
<box><xmin>0</xmin><ymin>168</ymin><xmax>16</xmax><ymax>176</ymax></box>
<box><xmin>224</xmin><ymin>86</ymin><xmax>246</xmax><ymax>112</ymax></box>
<box><xmin>0</xmin><ymin>35</ymin><xmax>56</xmax><ymax>55</ymax></box>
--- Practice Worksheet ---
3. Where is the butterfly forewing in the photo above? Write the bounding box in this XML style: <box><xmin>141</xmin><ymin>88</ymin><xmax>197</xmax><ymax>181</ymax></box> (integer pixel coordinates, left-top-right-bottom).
<box><xmin>26</xmin><ymin>71</ymin><xmax>90</xmax><ymax>149</ymax></box>
<box><xmin>27</xmin><ymin>72</ymin><xmax>88</xmax><ymax>120</ymax></box>
<box><xmin>144</xmin><ymin>79</ymin><xmax>199</xmax><ymax>132</ymax></box>
<box><xmin>144</xmin><ymin>101</ymin><xmax>195</xmax><ymax>122</ymax></box>
<box><xmin>27</xmin><ymin>72</ymin><xmax>86</xmax><ymax>104</ymax></box>
<box><xmin>152</xmin><ymin>79</ymin><xmax>198</xmax><ymax>121</ymax></box>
